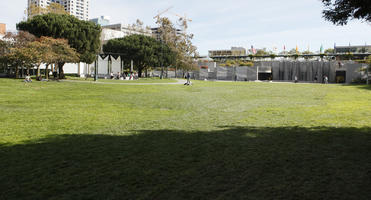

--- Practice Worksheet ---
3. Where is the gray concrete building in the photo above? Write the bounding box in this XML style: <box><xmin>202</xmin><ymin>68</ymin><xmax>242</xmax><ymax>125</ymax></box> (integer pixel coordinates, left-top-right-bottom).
<box><xmin>335</xmin><ymin>45</ymin><xmax>371</xmax><ymax>53</ymax></box>
<box><xmin>192</xmin><ymin>61</ymin><xmax>367</xmax><ymax>84</ymax></box>
<box><xmin>209</xmin><ymin>47</ymin><xmax>247</xmax><ymax>57</ymax></box>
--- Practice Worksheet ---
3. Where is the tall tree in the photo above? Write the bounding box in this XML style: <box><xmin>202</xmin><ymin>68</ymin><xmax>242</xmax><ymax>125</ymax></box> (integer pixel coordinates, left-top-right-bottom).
<box><xmin>39</xmin><ymin>37</ymin><xmax>80</xmax><ymax>79</ymax></box>
<box><xmin>155</xmin><ymin>17</ymin><xmax>198</xmax><ymax>76</ymax></box>
<box><xmin>127</xmin><ymin>19</ymin><xmax>152</xmax><ymax>35</ymax></box>
<box><xmin>2</xmin><ymin>31</ymin><xmax>37</xmax><ymax>78</ymax></box>
<box><xmin>321</xmin><ymin>0</ymin><xmax>371</xmax><ymax>25</ymax></box>
<box><xmin>7</xmin><ymin>41</ymin><xmax>47</xmax><ymax>77</ymax></box>
<box><xmin>103</xmin><ymin>34</ymin><xmax>175</xmax><ymax>77</ymax></box>
<box><xmin>17</xmin><ymin>13</ymin><xmax>101</xmax><ymax>78</ymax></box>
<box><xmin>4</xmin><ymin>35</ymin><xmax>79</xmax><ymax>79</ymax></box>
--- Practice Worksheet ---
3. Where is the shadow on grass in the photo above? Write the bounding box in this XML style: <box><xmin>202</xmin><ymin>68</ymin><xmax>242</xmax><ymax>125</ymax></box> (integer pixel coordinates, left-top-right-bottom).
<box><xmin>1</xmin><ymin>126</ymin><xmax>371</xmax><ymax>200</ymax></box>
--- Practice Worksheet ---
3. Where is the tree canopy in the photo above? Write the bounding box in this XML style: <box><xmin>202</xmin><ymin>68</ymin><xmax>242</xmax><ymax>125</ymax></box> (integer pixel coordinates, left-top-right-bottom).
<box><xmin>17</xmin><ymin>13</ymin><xmax>101</xmax><ymax>64</ymax></box>
<box><xmin>255</xmin><ymin>49</ymin><xmax>270</xmax><ymax>56</ymax></box>
<box><xmin>103</xmin><ymin>34</ymin><xmax>175</xmax><ymax>77</ymax></box>
<box><xmin>39</xmin><ymin>37</ymin><xmax>79</xmax><ymax>65</ymax></box>
<box><xmin>1</xmin><ymin>31</ymin><xmax>79</xmax><ymax>79</ymax></box>
<box><xmin>321</xmin><ymin>0</ymin><xmax>371</xmax><ymax>25</ymax></box>
<box><xmin>155</xmin><ymin>17</ymin><xmax>198</xmax><ymax>72</ymax></box>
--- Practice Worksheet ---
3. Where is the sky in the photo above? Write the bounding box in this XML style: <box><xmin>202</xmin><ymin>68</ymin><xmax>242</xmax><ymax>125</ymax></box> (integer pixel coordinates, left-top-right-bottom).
<box><xmin>1</xmin><ymin>0</ymin><xmax>371</xmax><ymax>55</ymax></box>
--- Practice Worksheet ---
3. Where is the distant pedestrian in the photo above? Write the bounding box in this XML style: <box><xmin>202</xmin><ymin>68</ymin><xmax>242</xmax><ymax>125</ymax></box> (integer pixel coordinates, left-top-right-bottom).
<box><xmin>184</xmin><ymin>72</ymin><xmax>191</xmax><ymax>85</ymax></box>
<box><xmin>130</xmin><ymin>73</ymin><xmax>133</xmax><ymax>80</ymax></box>
<box><xmin>110</xmin><ymin>72</ymin><xmax>114</xmax><ymax>79</ymax></box>
<box><xmin>325</xmin><ymin>76</ymin><xmax>328</xmax><ymax>84</ymax></box>
<box><xmin>294</xmin><ymin>76</ymin><xmax>298</xmax><ymax>83</ymax></box>
<box><xmin>323</xmin><ymin>75</ymin><xmax>328</xmax><ymax>84</ymax></box>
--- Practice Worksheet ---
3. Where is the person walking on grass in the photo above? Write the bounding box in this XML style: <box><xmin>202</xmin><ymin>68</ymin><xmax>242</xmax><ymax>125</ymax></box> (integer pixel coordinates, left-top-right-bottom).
<box><xmin>324</xmin><ymin>75</ymin><xmax>329</xmax><ymax>84</ymax></box>
<box><xmin>184</xmin><ymin>72</ymin><xmax>191</xmax><ymax>86</ymax></box>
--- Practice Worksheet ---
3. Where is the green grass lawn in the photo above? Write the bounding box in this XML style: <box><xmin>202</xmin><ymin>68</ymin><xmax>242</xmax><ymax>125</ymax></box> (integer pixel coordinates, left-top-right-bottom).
<box><xmin>0</xmin><ymin>78</ymin><xmax>371</xmax><ymax>199</ymax></box>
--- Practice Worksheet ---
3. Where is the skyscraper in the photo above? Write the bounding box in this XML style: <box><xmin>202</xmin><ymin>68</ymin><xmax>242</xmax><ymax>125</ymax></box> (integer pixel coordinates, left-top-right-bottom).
<box><xmin>27</xmin><ymin>0</ymin><xmax>90</xmax><ymax>21</ymax></box>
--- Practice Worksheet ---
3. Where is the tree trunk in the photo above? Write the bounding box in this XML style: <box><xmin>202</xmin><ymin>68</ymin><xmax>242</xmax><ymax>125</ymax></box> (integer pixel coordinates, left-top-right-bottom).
<box><xmin>21</xmin><ymin>66</ymin><xmax>24</xmax><ymax>78</ymax></box>
<box><xmin>45</xmin><ymin>64</ymin><xmax>49</xmax><ymax>79</ymax></box>
<box><xmin>58</xmin><ymin>62</ymin><xmax>65</xmax><ymax>79</ymax></box>
<box><xmin>15</xmin><ymin>64</ymin><xmax>19</xmax><ymax>79</ymax></box>
<box><xmin>5</xmin><ymin>62</ymin><xmax>10</xmax><ymax>77</ymax></box>
<box><xmin>37</xmin><ymin>65</ymin><xmax>41</xmax><ymax>78</ymax></box>
<box><xmin>138</xmin><ymin>68</ymin><xmax>142</xmax><ymax>78</ymax></box>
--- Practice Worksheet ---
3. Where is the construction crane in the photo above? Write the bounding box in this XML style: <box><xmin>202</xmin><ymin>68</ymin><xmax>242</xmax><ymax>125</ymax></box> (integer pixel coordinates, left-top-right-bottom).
<box><xmin>153</xmin><ymin>6</ymin><xmax>173</xmax><ymax>20</ymax></box>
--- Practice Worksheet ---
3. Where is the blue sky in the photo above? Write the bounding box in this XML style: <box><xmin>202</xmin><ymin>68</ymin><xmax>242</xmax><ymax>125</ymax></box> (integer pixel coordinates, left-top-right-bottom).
<box><xmin>1</xmin><ymin>0</ymin><xmax>371</xmax><ymax>55</ymax></box>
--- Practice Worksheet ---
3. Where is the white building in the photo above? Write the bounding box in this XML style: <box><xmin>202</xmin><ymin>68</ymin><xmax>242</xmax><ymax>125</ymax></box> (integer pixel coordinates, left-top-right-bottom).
<box><xmin>27</xmin><ymin>0</ymin><xmax>90</xmax><ymax>21</ymax></box>
<box><xmin>90</xmin><ymin>16</ymin><xmax>110</xmax><ymax>26</ymax></box>
<box><xmin>101</xmin><ymin>28</ymin><xmax>125</xmax><ymax>44</ymax></box>
<box><xmin>102</xmin><ymin>23</ymin><xmax>152</xmax><ymax>37</ymax></box>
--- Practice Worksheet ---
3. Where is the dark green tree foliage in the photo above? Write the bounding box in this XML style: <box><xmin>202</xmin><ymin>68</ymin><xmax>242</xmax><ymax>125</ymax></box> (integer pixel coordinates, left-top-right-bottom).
<box><xmin>17</xmin><ymin>13</ymin><xmax>101</xmax><ymax>64</ymax></box>
<box><xmin>321</xmin><ymin>0</ymin><xmax>371</xmax><ymax>25</ymax></box>
<box><xmin>103</xmin><ymin>34</ymin><xmax>175</xmax><ymax>77</ymax></box>
<box><xmin>0</xmin><ymin>40</ymin><xmax>8</xmax><ymax>62</ymax></box>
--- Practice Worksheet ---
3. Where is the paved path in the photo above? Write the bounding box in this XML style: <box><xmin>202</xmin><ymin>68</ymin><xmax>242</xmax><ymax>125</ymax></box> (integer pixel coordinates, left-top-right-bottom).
<box><xmin>62</xmin><ymin>79</ymin><xmax>186</xmax><ymax>86</ymax></box>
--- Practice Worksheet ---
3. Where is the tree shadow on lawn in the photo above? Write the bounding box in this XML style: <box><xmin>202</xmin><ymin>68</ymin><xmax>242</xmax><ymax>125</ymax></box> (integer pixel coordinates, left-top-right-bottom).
<box><xmin>1</xmin><ymin>126</ymin><xmax>371</xmax><ymax>200</ymax></box>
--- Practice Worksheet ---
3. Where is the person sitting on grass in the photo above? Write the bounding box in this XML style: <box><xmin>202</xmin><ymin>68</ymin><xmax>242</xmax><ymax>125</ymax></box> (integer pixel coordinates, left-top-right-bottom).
<box><xmin>24</xmin><ymin>74</ymin><xmax>32</xmax><ymax>83</ymax></box>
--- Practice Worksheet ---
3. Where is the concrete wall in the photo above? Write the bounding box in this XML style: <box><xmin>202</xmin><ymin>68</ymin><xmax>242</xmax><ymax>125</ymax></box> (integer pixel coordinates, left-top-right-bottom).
<box><xmin>191</xmin><ymin>61</ymin><xmax>364</xmax><ymax>83</ymax></box>
<box><xmin>44</xmin><ymin>59</ymin><xmax>363</xmax><ymax>83</ymax></box>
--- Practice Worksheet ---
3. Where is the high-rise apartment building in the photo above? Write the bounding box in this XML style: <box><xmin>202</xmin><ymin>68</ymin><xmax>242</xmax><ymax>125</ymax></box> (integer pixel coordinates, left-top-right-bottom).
<box><xmin>27</xmin><ymin>0</ymin><xmax>89</xmax><ymax>21</ymax></box>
